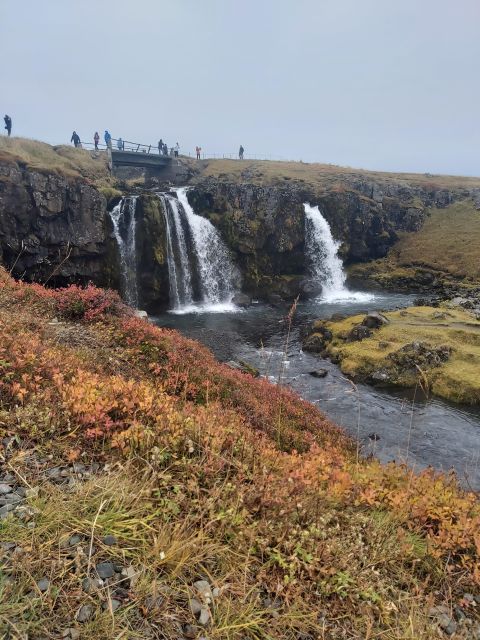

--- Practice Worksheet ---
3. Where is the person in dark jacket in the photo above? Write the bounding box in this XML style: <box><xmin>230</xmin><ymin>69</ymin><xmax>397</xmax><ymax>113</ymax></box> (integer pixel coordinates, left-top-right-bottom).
<box><xmin>239</xmin><ymin>145</ymin><xmax>244</xmax><ymax>160</ymax></box>
<box><xmin>4</xmin><ymin>115</ymin><xmax>12</xmax><ymax>136</ymax></box>
<box><xmin>71</xmin><ymin>131</ymin><xmax>81</xmax><ymax>147</ymax></box>
<box><xmin>158</xmin><ymin>139</ymin><xmax>163</xmax><ymax>154</ymax></box>
<box><xmin>94</xmin><ymin>131</ymin><xmax>100</xmax><ymax>150</ymax></box>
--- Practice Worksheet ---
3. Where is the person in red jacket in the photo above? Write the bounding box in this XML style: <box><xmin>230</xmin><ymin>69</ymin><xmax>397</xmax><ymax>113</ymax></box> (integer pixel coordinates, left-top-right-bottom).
<box><xmin>94</xmin><ymin>131</ymin><xmax>100</xmax><ymax>150</ymax></box>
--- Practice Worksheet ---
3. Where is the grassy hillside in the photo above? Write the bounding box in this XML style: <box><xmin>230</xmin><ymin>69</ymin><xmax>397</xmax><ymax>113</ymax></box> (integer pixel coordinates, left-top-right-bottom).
<box><xmin>0</xmin><ymin>136</ymin><xmax>110</xmax><ymax>181</ymax></box>
<box><xmin>193</xmin><ymin>157</ymin><xmax>480</xmax><ymax>190</ymax></box>
<box><xmin>0</xmin><ymin>270</ymin><xmax>479</xmax><ymax>638</ymax></box>
<box><xmin>391</xmin><ymin>201</ymin><xmax>480</xmax><ymax>280</ymax></box>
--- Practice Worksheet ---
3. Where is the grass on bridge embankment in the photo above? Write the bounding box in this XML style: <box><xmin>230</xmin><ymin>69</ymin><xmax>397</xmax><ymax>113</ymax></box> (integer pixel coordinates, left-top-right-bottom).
<box><xmin>0</xmin><ymin>269</ymin><xmax>479</xmax><ymax>638</ymax></box>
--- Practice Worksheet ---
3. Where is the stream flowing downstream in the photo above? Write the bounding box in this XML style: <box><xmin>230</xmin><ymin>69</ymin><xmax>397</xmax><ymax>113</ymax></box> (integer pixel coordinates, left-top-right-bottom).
<box><xmin>152</xmin><ymin>292</ymin><xmax>480</xmax><ymax>491</ymax></box>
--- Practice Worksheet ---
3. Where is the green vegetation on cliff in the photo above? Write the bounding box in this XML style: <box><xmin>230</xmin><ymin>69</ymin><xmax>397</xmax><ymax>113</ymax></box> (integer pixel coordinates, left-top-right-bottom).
<box><xmin>0</xmin><ymin>272</ymin><xmax>480</xmax><ymax>638</ymax></box>
<box><xmin>310</xmin><ymin>306</ymin><xmax>480</xmax><ymax>404</ymax></box>
<box><xmin>350</xmin><ymin>200</ymin><xmax>480</xmax><ymax>287</ymax></box>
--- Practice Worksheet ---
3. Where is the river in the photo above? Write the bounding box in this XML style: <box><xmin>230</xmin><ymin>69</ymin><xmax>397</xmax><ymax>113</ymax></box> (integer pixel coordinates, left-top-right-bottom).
<box><xmin>152</xmin><ymin>289</ymin><xmax>480</xmax><ymax>491</ymax></box>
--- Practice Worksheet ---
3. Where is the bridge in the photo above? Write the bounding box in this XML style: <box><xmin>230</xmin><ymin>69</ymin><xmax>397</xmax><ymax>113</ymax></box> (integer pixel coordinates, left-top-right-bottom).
<box><xmin>81</xmin><ymin>138</ymin><xmax>173</xmax><ymax>171</ymax></box>
<box><xmin>109</xmin><ymin>148</ymin><xmax>172</xmax><ymax>170</ymax></box>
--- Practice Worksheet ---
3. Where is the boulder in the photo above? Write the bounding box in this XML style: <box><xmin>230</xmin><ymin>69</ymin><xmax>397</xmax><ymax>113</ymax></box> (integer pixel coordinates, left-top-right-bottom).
<box><xmin>362</xmin><ymin>311</ymin><xmax>389</xmax><ymax>329</ymax></box>
<box><xmin>347</xmin><ymin>325</ymin><xmax>372</xmax><ymax>342</ymax></box>
<box><xmin>232</xmin><ymin>292</ymin><xmax>251</xmax><ymax>307</ymax></box>
<box><xmin>309</xmin><ymin>369</ymin><xmax>328</xmax><ymax>378</ymax></box>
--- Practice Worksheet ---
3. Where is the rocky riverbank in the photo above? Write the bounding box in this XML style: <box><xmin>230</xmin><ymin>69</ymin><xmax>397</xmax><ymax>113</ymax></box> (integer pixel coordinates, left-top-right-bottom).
<box><xmin>304</xmin><ymin>304</ymin><xmax>480</xmax><ymax>404</ymax></box>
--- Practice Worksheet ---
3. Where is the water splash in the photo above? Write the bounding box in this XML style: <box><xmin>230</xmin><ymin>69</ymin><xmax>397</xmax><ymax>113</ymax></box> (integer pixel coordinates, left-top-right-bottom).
<box><xmin>109</xmin><ymin>196</ymin><xmax>139</xmax><ymax>307</ymax></box>
<box><xmin>304</xmin><ymin>203</ymin><xmax>374</xmax><ymax>303</ymax></box>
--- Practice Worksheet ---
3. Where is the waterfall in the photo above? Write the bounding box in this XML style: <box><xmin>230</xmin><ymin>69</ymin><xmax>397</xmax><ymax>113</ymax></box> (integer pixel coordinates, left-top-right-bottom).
<box><xmin>109</xmin><ymin>196</ymin><xmax>139</xmax><ymax>307</ymax></box>
<box><xmin>304</xmin><ymin>203</ymin><xmax>373</xmax><ymax>303</ymax></box>
<box><xmin>160</xmin><ymin>187</ymin><xmax>239</xmax><ymax>312</ymax></box>
<box><xmin>160</xmin><ymin>193</ymin><xmax>194</xmax><ymax>308</ymax></box>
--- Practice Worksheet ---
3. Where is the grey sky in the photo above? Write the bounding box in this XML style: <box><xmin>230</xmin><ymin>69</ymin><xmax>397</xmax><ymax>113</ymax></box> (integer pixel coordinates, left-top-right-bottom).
<box><xmin>2</xmin><ymin>0</ymin><xmax>479</xmax><ymax>175</ymax></box>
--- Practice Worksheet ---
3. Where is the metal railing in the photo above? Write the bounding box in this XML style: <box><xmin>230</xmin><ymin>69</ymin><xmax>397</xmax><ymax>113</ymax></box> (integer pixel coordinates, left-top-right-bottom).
<box><xmin>74</xmin><ymin>140</ymin><xmax>303</xmax><ymax>163</ymax></box>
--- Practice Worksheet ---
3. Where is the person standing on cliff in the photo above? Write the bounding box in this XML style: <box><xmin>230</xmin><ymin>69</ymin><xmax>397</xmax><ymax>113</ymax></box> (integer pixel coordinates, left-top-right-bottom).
<box><xmin>94</xmin><ymin>131</ymin><xmax>100</xmax><ymax>150</ymax></box>
<box><xmin>158</xmin><ymin>139</ymin><xmax>163</xmax><ymax>154</ymax></box>
<box><xmin>239</xmin><ymin>145</ymin><xmax>244</xmax><ymax>160</ymax></box>
<box><xmin>174</xmin><ymin>142</ymin><xmax>180</xmax><ymax>157</ymax></box>
<box><xmin>71</xmin><ymin>131</ymin><xmax>81</xmax><ymax>148</ymax></box>
<box><xmin>104</xmin><ymin>130</ymin><xmax>112</xmax><ymax>149</ymax></box>
<box><xmin>196</xmin><ymin>146</ymin><xmax>201</xmax><ymax>160</ymax></box>
<box><xmin>4</xmin><ymin>115</ymin><xmax>12</xmax><ymax>137</ymax></box>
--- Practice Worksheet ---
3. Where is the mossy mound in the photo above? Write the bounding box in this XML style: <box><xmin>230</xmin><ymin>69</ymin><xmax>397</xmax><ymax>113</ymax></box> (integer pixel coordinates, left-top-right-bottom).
<box><xmin>314</xmin><ymin>306</ymin><xmax>480</xmax><ymax>404</ymax></box>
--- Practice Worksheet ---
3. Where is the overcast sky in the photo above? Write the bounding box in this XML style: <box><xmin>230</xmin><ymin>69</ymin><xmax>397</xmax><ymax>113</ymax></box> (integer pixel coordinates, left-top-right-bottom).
<box><xmin>1</xmin><ymin>0</ymin><xmax>479</xmax><ymax>175</ymax></box>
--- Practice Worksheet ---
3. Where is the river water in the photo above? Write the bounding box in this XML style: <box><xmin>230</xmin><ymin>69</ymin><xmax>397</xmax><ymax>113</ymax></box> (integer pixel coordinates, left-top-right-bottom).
<box><xmin>152</xmin><ymin>289</ymin><xmax>480</xmax><ymax>491</ymax></box>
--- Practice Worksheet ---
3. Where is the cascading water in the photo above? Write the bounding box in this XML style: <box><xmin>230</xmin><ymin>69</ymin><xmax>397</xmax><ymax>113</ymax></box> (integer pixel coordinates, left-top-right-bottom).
<box><xmin>304</xmin><ymin>203</ymin><xmax>373</xmax><ymax>302</ymax></box>
<box><xmin>160</xmin><ymin>193</ymin><xmax>194</xmax><ymax>308</ymax></box>
<box><xmin>160</xmin><ymin>187</ymin><xmax>239</xmax><ymax>312</ymax></box>
<box><xmin>109</xmin><ymin>196</ymin><xmax>139</xmax><ymax>307</ymax></box>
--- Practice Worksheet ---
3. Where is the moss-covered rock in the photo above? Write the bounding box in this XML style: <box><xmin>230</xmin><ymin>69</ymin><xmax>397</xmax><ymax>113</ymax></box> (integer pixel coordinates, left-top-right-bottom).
<box><xmin>305</xmin><ymin>306</ymin><xmax>480</xmax><ymax>404</ymax></box>
<box><xmin>134</xmin><ymin>194</ymin><xmax>169</xmax><ymax>311</ymax></box>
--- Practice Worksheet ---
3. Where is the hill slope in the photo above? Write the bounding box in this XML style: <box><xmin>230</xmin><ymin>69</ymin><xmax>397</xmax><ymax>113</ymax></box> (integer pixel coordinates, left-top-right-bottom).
<box><xmin>0</xmin><ymin>270</ymin><xmax>479</xmax><ymax>639</ymax></box>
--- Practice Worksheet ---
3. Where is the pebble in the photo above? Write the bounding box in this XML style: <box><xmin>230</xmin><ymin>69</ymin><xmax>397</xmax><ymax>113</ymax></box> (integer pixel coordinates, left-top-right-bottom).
<box><xmin>103</xmin><ymin>534</ymin><xmax>117</xmax><ymax>546</ymax></box>
<box><xmin>0</xmin><ymin>504</ymin><xmax>15</xmax><ymax>518</ymax></box>
<box><xmin>37</xmin><ymin>578</ymin><xmax>50</xmax><ymax>592</ymax></box>
<box><xmin>68</xmin><ymin>534</ymin><xmax>83</xmax><ymax>547</ymax></box>
<box><xmin>102</xmin><ymin>598</ymin><xmax>121</xmax><ymax>612</ymax></box>
<box><xmin>62</xmin><ymin>629</ymin><xmax>80</xmax><ymax>640</ymax></box>
<box><xmin>96</xmin><ymin>562</ymin><xmax>115</xmax><ymax>579</ymax></box>
<box><xmin>198</xmin><ymin>607</ymin><xmax>211</xmax><ymax>626</ymax></box>
<box><xmin>0</xmin><ymin>483</ymin><xmax>13</xmax><ymax>495</ymax></box>
<box><xmin>189</xmin><ymin>598</ymin><xmax>202</xmax><ymax>615</ymax></box>
<box><xmin>82</xmin><ymin>577</ymin><xmax>103</xmax><ymax>593</ymax></box>
<box><xmin>76</xmin><ymin>604</ymin><xmax>94</xmax><ymax>623</ymax></box>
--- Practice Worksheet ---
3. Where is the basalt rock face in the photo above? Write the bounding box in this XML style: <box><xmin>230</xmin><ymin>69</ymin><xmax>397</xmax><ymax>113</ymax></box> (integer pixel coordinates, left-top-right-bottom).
<box><xmin>134</xmin><ymin>194</ymin><xmax>170</xmax><ymax>311</ymax></box>
<box><xmin>188</xmin><ymin>178</ymin><xmax>476</xmax><ymax>298</ymax></box>
<box><xmin>0</xmin><ymin>160</ymin><xmax>119</xmax><ymax>288</ymax></box>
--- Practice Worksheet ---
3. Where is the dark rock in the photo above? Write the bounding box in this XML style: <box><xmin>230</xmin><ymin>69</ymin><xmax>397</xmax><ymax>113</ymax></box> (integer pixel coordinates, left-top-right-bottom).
<box><xmin>309</xmin><ymin>369</ymin><xmax>328</xmax><ymax>378</ymax></box>
<box><xmin>362</xmin><ymin>311</ymin><xmax>389</xmax><ymax>329</ymax></box>
<box><xmin>347</xmin><ymin>324</ymin><xmax>372</xmax><ymax>342</ymax></box>
<box><xmin>102</xmin><ymin>535</ymin><xmax>117</xmax><ymax>546</ymax></box>
<box><xmin>368</xmin><ymin>433</ymin><xmax>380</xmax><ymax>441</ymax></box>
<box><xmin>330</xmin><ymin>313</ymin><xmax>346</xmax><ymax>321</ymax></box>
<box><xmin>82</xmin><ymin>577</ymin><xmax>103</xmax><ymax>593</ymax></box>
<box><xmin>0</xmin><ymin>483</ymin><xmax>13</xmax><ymax>495</ymax></box>
<box><xmin>232</xmin><ymin>292</ymin><xmax>251</xmax><ymax>307</ymax></box>
<box><xmin>76</xmin><ymin>604</ymin><xmax>94</xmax><ymax>623</ymax></box>
<box><xmin>0</xmin><ymin>504</ymin><xmax>15</xmax><ymax>518</ymax></box>
<box><xmin>96</xmin><ymin>562</ymin><xmax>115</xmax><ymax>579</ymax></box>
<box><xmin>68</xmin><ymin>534</ymin><xmax>83</xmax><ymax>547</ymax></box>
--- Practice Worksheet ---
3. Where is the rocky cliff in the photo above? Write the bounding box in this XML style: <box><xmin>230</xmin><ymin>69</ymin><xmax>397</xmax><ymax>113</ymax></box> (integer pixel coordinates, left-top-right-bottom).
<box><xmin>188</xmin><ymin>174</ymin><xmax>479</xmax><ymax>298</ymax></box>
<box><xmin>0</xmin><ymin>158</ymin><xmax>119</xmax><ymax>289</ymax></box>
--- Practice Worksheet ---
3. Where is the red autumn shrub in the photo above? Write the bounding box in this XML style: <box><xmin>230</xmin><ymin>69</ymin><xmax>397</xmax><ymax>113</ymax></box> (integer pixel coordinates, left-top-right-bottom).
<box><xmin>53</xmin><ymin>284</ymin><xmax>129</xmax><ymax>321</ymax></box>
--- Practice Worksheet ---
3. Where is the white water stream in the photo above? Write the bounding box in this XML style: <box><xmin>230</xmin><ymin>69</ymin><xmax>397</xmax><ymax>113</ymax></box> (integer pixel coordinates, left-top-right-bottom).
<box><xmin>162</xmin><ymin>187</ymin><xmax>239</xmax><ymax>313</ymax></box>
<box><xmin>304</xmin><ymin>203</ymin><xmax>373</xmax><ymax>303</ymax></box>
<box><xmin>109</xmin><ymin>196</ymin><xmax>139</xmax><ymax>307</ymax></box>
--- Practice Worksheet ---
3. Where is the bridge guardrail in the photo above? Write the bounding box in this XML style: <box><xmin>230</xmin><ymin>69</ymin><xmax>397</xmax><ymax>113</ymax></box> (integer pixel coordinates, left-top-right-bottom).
<box><xmin>76</xmin><ymin>141</ymin><xmax>302</xmax><ymax>163</ymax></box>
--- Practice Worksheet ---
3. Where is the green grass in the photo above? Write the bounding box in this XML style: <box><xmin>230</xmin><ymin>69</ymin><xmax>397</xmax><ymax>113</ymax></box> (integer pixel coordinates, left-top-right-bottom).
<box><xmin>391</xmin><ymin>200</ymin><xmax>480</xmax><ymax>280</ymax></box>
<box><xmin>323</xmin><ymin>305</ymin><xmax>480</xmax><ymax>404</ymax></box>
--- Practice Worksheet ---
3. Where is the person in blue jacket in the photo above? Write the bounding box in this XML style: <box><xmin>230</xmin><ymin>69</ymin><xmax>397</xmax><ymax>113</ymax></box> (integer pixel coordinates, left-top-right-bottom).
<box><xmin>104</xmin><ymin>130</ymin><xmax>112</xmax><ymax>149</ymax></box>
